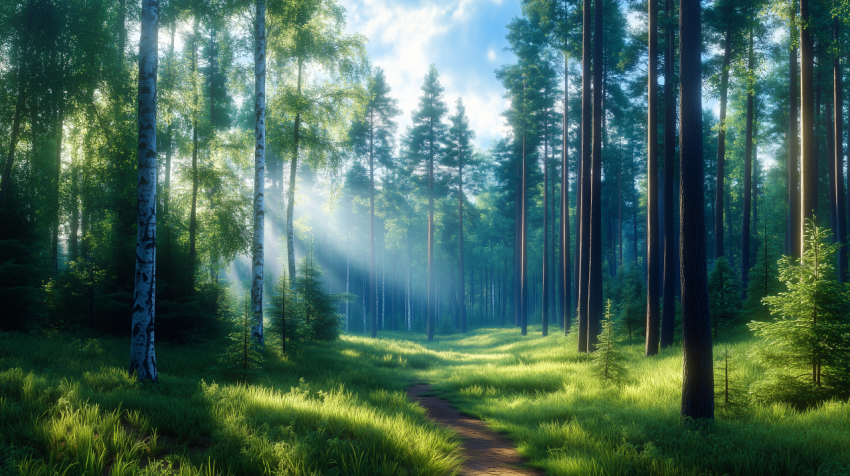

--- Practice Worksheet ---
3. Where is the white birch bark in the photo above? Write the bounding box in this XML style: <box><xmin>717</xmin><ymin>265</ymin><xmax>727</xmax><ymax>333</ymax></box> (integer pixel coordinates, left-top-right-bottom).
<box><xmin>130</xmin><ymin>0</ymin><xmax>159</xmax><ymax>382</ymax></box>
<box><xmin>250</xmin><ymin>0</ymin><xmax>266</xmax><ymax>349</ymax></box>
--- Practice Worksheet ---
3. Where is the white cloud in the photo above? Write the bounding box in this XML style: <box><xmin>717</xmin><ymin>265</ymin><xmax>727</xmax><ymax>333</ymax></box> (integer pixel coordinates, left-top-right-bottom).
<box><xmin>340</xmin><ymin>0</ymin><xmax>514</xmax><ymax>150</ymax></box>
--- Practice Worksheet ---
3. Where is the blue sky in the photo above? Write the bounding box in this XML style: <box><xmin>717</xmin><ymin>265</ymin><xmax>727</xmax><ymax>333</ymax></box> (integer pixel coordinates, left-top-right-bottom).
<box><xmin>339</xmin><ymin>0</ymin><xmax>523</xmax><ymax>150</ymax></box>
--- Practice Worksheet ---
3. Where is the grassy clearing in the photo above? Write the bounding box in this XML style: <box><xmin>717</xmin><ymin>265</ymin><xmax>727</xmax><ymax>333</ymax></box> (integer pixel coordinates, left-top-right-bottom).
<box><xmin>2</xmin><ymin>327</ymin><xmax>849</xmax><ymax>475</ymax></box>
<box><xmin>401</xmin><ymin>326</ymin><xmax>850</xmax><ymax>476</ymax></box>
<box><xmin>0</xmin><ymin>332</ymin><xmax>459</xmax><ymax>476</ymax></box>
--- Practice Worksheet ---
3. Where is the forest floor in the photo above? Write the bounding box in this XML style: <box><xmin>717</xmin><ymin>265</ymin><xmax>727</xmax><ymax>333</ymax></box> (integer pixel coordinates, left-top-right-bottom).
<box><xmin>1</xmin><ymin>326</ymin><xmax>849</xmax><ymax>475</ymax></box>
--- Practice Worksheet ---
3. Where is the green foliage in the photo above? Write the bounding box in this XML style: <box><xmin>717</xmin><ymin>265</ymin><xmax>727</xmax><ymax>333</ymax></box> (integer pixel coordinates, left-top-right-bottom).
<box><xmin>217</xmin><ymin>293</ymin><xmax>264</xmax><ymax>381</ymax></box>
<box><xmin>750</xmin><ymin>220</ymin><xmax>850</xmax><ymax>407</ymax></box>
<box><xmin>743</xmin><ymin>229</ymin><xmax>782</xmax><ymax>322</ymax></box>
<box><xmin>0</xmin><ymin>240</ymin><xmax>45</xmax><ymax>330</ymax></box>
<box><xmin>614</xmin><ymin>266</ymin><xmax>645</xmax><ymax>341</ymax></box>
<box><xmin>590</xmin><ymin>300</ymin><xmax>628</xmax><ymax>383</ymax></box>
<box><xmin>297</xmin><ymin>245</ymin><xmax>347</xmax><ymax>342</ymax></box>
<box><xmin>708</xmin><ymin>257</ymin><xmax>741</xmax><ymax>338</ymax></box>
<box><xmin>267</xmin><ymin>270</ymin><xmax>305</xmax><ymax>354</ymax></box>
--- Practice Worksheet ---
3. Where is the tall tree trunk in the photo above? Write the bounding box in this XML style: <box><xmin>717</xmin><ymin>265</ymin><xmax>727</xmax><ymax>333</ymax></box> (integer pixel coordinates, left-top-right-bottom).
<box><xmin>521</xmin><ymin>133</ymin><xmax>528</xmax><ymax>336</ymax></box>
<box><xmin>587</xmin><ymin>0</ymin><xmax>604</xmax><ymax>352</ymax></box>
<box><xmin>800</xmin><ymin>0</ymin><xmax>816</xmax><ymax>251</ymax></box>
<box><xmin>460</xmin><ymin>157</ymin><xmax>467</xmax><ymax>332</ymax></box>
<box><xmin>427</xmin><ymin>105</ymin><xmax>435</xmax><ymax>341</ymax></box>
<box><xmin>660</xmin><ymin>0</ymin><xmax>677</xmax><ymax>349</ymax></box>
<box><xmin>250</xmin><ymin>0</ymin><xmax>266</xmax><ymax>349</ymax></box>
<box><xmin>741</xmin><ymin>27</ymin><xmax>754</xmax><ymax>299</ymax></box>
<box><xmin>788</xmin><ymin>2</ymin><xmax>800</xmax><ymax>258</ymax></box>
<box><xmin>515</xmin><ymin>166</ymin><xmax>521</xmax><ymax>327</ymax></box>
<box><xmin>130</xmin><ymin>0</ymin><xmax>159</xmax><ymax>382</ymax></box>
<box><xmin>715</xmin><ymin>29</ymin><xmax>731</xmax><ymax>259</ymax></box>
<box><xmin>287</xmin><ymin>58</ymin><xmax>304</xmax><ymax>287</ymax></box>
<box><xmin>189</xmin><ymin>29</ymin><xmax>199</xmax><ymax>295</ymax></box>
<box><xmin>835</xmin><ymin>17</ymin><xmax>847</xmax><ymax>281</ymax></box>
<box><xmin>370</xmin><ymin>108</ymin><xmax>377</xmax><ymax>338</ymax></box>
<box><xmin>543</xmin><ymin>105</ymin><xmax>550</xmax><ymax>337</ymax></box>
<box><xmin>577</xmin><ymin>0</ymin><xmax>592</xmax><ymax>352</ymax></box>
<box><xmin>679</xmin><ymin>0</ymin><xmax>713</xmax><ymax>419</ymax></box>
<box><xmin>562</xmin><ymin>50</ymin><xmax>571</xmax><ymax>334</ymax></box>
<box><xmin>646</xmin><ymin>0</ymin><xmax>660</xmax><ymax>356</ymax></box>
<box><xmin>69</xmin><ymin>167</ymin><xmax>79</xmax><ymax>262</ymax></box>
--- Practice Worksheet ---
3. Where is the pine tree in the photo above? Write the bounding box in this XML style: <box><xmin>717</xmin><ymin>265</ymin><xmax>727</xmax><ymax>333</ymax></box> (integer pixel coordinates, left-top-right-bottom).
<box><xmin>708</xmin><ymin>257</ymin><xmax>740</xmax><ymax>338</ymax></box>
<box><xmin>218</xmin><ymin>293</ymin><xmax>264</xmax><ymax>381</ymax></box>
<box><xmin>297</xmin><ymin>243</ymin><xmax>347</xmax><ymax>342</ymax></box>
<box><xmin>267</xmin><ymin>270</ymin><xmax>304</xmax><ymax>354</ymax></box>
<box><xmin>743</xmin><ymin>222</ymin><xmax>781</xmax><ymax>321</ymax></box>
<box><xmin>591</xmin><ymin>300</ymin><xmax>628</xmax><ymax>383</ymax></box>
<box><xmin>751</xmin><ymin>220</ymin><xmax>850</xmax><ymax>406</ymax></box>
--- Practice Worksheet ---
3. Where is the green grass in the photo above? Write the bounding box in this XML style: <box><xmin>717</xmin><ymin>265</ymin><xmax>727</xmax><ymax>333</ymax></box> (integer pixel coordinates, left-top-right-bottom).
<box><xmin>2</xmin><ymin>326</ymin><xmax>849</xmax><ymax>475</ymax></box>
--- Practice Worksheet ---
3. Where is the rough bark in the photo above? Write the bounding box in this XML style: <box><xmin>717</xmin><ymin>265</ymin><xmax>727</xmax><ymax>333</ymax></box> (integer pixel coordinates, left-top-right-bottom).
<box><xmin>250</xmin><ymin>0</ymin><xmax>266</xmax><ymax>349</ymax></box>
<box><xmin>577</xmin><ymin>0</ymin><xmax>592</xmax><ymax>352</ymax></box>
<box><xmin>646</xmin><ymin>0</ymin><xmax>660</xmax><ymax>356</ymax></box>
<box><xmin>800</xmin><ymin>0</ymin><xmax>815</xmax><ymax>251</ymax></box>
<box><xmin>835</xmin><ymin>18</ymin><xmax>847</xmax><ymax>281</ymax></box>
<box><xmin>741</xmin><ymin>28</ymin><xmax>754</xmax><ymax>299</ymax></box>
<box><xmin>587</xmin><ymin>0</ymin><xmax>603</xmax><ymax>352</ymax></box>
<box><xmin>680</xmin><ymin>0</ymin><xmax>713</xmax><ymax>419</ymax></box>
<box><xmin>660</xmin><ymin>0</ymin><xmax>677</xmax><ymax>349</ymax></box>
<box><xmin>130</xmin><ymin>0</ymin><xmax>159</xmax><ymax>382</ymax></box>
<box><xmin>714</xmin><ymin>29</ymin><xmax>731</xmax><ymax>259</ymax></box>
<box><xmin>788</xmin><ymin>3</ymin><xmax>800</xmax><ymax>258</ymax></box>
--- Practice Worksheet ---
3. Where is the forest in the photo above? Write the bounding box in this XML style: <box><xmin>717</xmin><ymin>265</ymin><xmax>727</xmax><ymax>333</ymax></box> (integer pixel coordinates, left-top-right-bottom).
<box><xmin>0</xmin><ymin>0</ymin><xmax>849</xmax><ymax>474</ymax></box>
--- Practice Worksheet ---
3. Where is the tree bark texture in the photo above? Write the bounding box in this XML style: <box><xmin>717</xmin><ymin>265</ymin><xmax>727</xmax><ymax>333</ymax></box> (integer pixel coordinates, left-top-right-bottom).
<box><xmin>250</xmin><ymin>0</ymin><xmax>266</xmax><ymax>349</ymax></box>
<box><xmin>834</xmin><ymin>18</ymin><xmax>847</xmax><ymax>282</ymax></box>
<box><xmin>543</xmin><ymin>105</ymin><xmax>550</xmax><ymax>337</ymax></box>
<box><xmin>370</xmin><ymin>109</ymin><xmax>377</xmax><ymax>338</ymax></box>
<box><xmin>800</xmin><ymin>0</ymin><xmax>815</xmax><ymax>253</ymax></box>
<box><xmin>646</xmin><ymin>0</ymin><xmax>660</xmax><ymax>356</ymax></box>
<box><xmin>679</xmin><ymin>0</ymin><xmax>713</xmax><ymax>419</ymax></box>
<box><xmin>788</xmin><ymin>4</ymin><xmax>800</xmax><ymax>258</ymax></box>
<box><xmin>587</xmin><ymin>0</ymin><xmax>603</xmax><ymax>352</ymax></box>
<box><xmin>577</xmin><ymin>0</ymin><xmax>592</xmax><ymax>352</ymax></box>
<box><xmin>741</xmin><ymin>28</ymin><xmax>754</xmax><ymax>299</ymax></box>
<box><xmin>189</xmin><ymin>30</ymin><xmax>199</xmax><ymax>294</ymax></box>
<box><xmin>130</xmin><ymin>0</ymin><xmax>159</xmax><ymax>382</ymax></box>
<box><xmin>661</xmin><ymin>0</ymin><xmax>677</xmax><ymax>349</ymax></box>
<box><xmin>714</xmin><ymin>29</ymin><xmax>731</xmax><ymax>259</ymax></box>
<box><xmin>459</xmin><ymin>157</ymin><xmax>466</xmax><ymax>332</ymax></box>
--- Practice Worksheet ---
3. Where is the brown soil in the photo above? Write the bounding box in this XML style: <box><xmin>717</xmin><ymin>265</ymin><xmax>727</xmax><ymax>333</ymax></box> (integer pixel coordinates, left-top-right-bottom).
<box><xmin>407</xmin><ymin>384</ymin><xmax>545</xmax><ymax>476</ymax></box>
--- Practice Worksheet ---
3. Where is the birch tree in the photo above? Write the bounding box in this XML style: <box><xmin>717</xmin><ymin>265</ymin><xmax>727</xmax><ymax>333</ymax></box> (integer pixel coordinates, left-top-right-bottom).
<box><xmin>130</xmin><ymin>0</ymin><xmax>159</xmax><ymax>382</ymax></box>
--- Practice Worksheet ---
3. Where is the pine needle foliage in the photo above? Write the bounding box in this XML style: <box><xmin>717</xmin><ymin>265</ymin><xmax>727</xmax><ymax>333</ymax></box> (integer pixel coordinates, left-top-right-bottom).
<box><xmin>267</xmin><ymin>269</ymin><xmax>305</xmax><ymax>354</ymax></box>
<box><xmin>743</xmin><ymin>222</ymin><xmax>782</xmax><ymax>321</ymax></box>
<box><xmin>297</xmin><ymin>244</ymin><xmax>349</xmax><ymax>342</ymax></box>
<box><xmin>750</xmin><ymin>219</ymin><xmax>850</xmax><ymax>407</ymax></box>
<box><xmin>708</xmin><ymin>257</ymin><xmax>741</xmax><ymax>338</ymax></box>
<box><xmin>217</xmin><ymin>293</ymin><xmax>264</xmax><ymax>381</ymax></box>
<box><xmin>591</xmin><ymin>300</ymin><xmax>628</xmax><ymax>383</ymax></box>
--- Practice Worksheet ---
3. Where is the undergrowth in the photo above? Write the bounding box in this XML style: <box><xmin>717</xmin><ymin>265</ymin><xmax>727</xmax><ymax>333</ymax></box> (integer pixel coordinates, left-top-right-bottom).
<box><xmin>2</xmin><ymin>326</ymin><xmax>849</xmax><ymax>475</ymax></box>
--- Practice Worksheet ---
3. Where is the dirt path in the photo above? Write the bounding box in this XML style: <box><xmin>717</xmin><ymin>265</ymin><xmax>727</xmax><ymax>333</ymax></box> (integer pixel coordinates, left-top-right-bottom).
<box><xmin>407</xmin><ymin>384</ymin><xmax>545</xmax><ymax>476</ymax></box>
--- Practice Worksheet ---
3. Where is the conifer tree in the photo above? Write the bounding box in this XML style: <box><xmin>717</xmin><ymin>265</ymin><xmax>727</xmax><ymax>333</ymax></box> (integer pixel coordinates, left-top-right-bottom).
<box><xmin>218</xmin><ymin>292</ymin><xmax>264</xmax><ymax>380</ymax></box>
<box><xmin>708</xmin><ymin>257</ymin><xmax>740</xmax><ymax>338</ymax></box>
<box><xmin>752</xmin><ymin>220</ymin><xmax>850</xmax><ymax>406</ymax></box>
<box><xmin>406</xmin><ymin>65</ymin><xmax>448</xmax><ymax>341</ymax></box>
<box><xmin>591</xmin><ymin>300</ymin><xmax>628</xmax><ymax>383</ymax></box>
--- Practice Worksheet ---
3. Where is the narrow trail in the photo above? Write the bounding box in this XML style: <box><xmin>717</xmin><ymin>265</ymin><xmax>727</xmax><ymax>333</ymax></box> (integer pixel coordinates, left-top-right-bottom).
<box><xmin>407</xmin><ymin>384</ymin><xmax>545</xmax><ymax>476</ymax></box>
